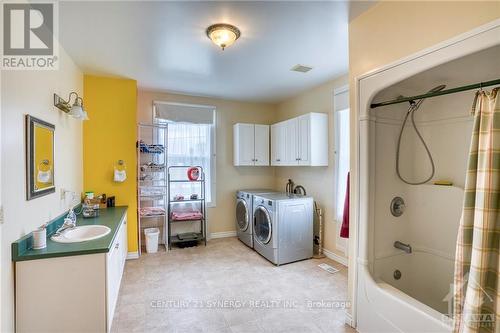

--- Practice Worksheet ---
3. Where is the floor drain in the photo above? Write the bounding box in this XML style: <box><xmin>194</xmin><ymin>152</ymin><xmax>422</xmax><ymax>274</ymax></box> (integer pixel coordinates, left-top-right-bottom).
<box><xmin>394</xmin><ymin>269</ymin><xmax>402</xmax><ymax>280</ymax></box>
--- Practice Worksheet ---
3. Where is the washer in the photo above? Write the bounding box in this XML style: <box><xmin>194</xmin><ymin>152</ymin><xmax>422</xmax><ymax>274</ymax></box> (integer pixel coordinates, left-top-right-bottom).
<box><xmin>236</xmin><ymin>189</ymin><xmax>277</xmax><ymax>248</ymax></box>
<box><xmin>252</xmin><ymin>193</ymin><xmax>313</xmax><ymax>265</ymax></box>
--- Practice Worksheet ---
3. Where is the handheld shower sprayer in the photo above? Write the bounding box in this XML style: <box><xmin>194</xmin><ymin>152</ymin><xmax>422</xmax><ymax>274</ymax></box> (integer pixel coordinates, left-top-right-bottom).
<box><xmin>396</xmin><ymin>85</ymin><xmax>446</xmax><ymax>185</ymax></box>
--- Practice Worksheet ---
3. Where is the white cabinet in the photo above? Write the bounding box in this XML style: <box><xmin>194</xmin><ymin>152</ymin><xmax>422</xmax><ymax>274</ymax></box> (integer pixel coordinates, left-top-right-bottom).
<box><xmin>234</xmin><ymin>123</ymin><xmax>270</xmax><ymax>166</ymax></box>
<box><xmin>16</xmin><ymin>214</ymin><xmax>128</xmax><ymax>333</ymax></box>
<box><xmin>270</xmin><ymin>113</ymin><xmax>328</xmax><ymax>166</ymax></box>
<box><xmin>106</xmin><ymin>217</ymin><xmax>127</xmax><ymax>331</ymax></box>
<box><xmin>271</xmin><ymin>123</ymin><xmax>286</xmax><ymax>165</ymax></box>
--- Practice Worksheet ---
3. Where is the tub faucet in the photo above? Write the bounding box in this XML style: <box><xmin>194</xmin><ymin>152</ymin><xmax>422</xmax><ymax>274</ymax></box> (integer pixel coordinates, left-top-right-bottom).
<box><xmin>394</xmin><ymin>241</ymin><xmax>412</xmax><ymax>254</ymax></box>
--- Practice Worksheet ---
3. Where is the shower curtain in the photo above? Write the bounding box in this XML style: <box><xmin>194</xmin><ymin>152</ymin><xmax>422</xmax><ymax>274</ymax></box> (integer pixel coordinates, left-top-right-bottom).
<box><xmin>454</xmin><ymin>88</ymin><xmax>499</xmax><ymax>333</ymax></box>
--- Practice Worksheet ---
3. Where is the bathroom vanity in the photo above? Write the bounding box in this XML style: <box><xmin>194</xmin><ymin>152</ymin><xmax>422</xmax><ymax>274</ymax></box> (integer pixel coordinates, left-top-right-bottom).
<box><xmin>12</xmin><ymin>207</ymin><xmax>128</xmax><ymax>333</ymax></box>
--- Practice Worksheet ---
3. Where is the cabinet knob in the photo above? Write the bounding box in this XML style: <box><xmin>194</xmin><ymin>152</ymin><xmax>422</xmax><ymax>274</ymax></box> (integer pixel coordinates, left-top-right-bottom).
<box><xmin>276</xmin><ymin>159</ymin><xmax>281</xmax><ymax>162</ymax></box>
<box><xmin>255</xmin><ymin>159</ymin><xmax>258</xmax><ymax>162</ymax></box>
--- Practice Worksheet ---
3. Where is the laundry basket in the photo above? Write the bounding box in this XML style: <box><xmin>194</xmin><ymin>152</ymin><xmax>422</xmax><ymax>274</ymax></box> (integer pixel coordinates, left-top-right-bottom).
<box><xmin>144</xmin><ymin>228</ymin><xmax>160</xmax><ymax>253</ymax></box>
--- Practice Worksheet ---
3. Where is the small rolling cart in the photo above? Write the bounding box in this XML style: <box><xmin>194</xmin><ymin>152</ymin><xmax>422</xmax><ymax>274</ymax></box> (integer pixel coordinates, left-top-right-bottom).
<box><xmin>167</xmin><ymin>166</ymin><xmax>207</xmax><ymax>249</ymax></box>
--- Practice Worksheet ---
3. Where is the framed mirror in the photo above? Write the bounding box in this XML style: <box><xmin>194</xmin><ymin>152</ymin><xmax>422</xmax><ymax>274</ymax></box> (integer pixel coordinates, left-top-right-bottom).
<box><xmin>26</xmin><ymin>115</ymin><xmax>55</xmax><ymax>200</ymax></box>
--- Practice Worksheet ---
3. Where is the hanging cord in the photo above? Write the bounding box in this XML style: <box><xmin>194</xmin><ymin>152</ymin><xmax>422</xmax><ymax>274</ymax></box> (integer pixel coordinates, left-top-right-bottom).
<box><xmin>396</xmin><ymin>101</ymin><xmax>436</xmax><ymax>185</ymax></box>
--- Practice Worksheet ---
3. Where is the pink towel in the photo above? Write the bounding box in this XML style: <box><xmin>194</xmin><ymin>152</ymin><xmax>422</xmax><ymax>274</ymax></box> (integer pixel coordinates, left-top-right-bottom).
<box><xmin>340</xmin><ymin>173</ymin><xmax>349</xmax><ymax>238</ymax></box>
<box><xmin>171</xmin><ymin>211</ymin><xmax>203</xmax><ymax>221</ymax></box>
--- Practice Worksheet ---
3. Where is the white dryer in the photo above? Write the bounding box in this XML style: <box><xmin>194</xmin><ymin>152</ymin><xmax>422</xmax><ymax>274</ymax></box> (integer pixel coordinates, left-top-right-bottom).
<box><xmin>235</xmin><ymin>189</ymin><xmax>277</xmax><ymax>248</ymax></box>
<box><xmin>252</xmin><ymin>193</ymin><xmax>313</xmax><ymax>265</ymax></box>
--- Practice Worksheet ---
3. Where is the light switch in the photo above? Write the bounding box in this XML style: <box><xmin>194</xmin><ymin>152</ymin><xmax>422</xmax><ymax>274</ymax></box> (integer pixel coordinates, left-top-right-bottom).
<box><xmin>0</xmin><ymin>205</ymin><xmax>4</xmax><ymax>224</ymax></box>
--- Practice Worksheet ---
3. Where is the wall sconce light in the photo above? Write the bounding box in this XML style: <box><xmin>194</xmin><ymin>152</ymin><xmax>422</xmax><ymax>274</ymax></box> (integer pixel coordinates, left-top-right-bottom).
<box><xmin>53</xmin><ymin>92</ymin><xmax>89</xmax><ymax>120</ymax></box>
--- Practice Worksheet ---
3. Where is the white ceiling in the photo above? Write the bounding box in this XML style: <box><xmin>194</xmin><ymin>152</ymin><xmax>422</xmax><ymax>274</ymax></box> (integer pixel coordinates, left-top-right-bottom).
<box><xmin>59</xmin><ymin>1</ymin><xmax>363</xmax><ymax>103</ymax></box>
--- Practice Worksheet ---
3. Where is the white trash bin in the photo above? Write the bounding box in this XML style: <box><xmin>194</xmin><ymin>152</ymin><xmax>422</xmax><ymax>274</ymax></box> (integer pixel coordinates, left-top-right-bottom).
<box><xmin>144</xmin><ymin>228</ymin><xmax>160</xmax><ymax>253</ymax></box>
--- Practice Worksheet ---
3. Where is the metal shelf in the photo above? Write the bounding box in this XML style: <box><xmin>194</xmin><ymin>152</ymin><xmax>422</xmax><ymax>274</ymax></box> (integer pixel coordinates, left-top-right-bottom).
<box><xmin>169</xmin><ymin>217</ymin><xmax>205</xmax><ymax>223</ymax></box>
<box><xmin>167</xmin><ymin>165</ymin><xmax>207</xmax><ymax>250</ymax></box>
<box><xmin>170</xmin><ymin>199</ymin><xmax>204</xmax><ymax>203</ymax></box>
<box><xmin>169</xmin><ymin>179</ymin><xmax>204</xmax><ymax>183</ymax></box>
<box><xmin>170</xmin><ymin>233</ymin><xmax>205</xmax><ymax>244</ymax></box>
<box><xmin>137</xmin><ymin>123</ymin><xmax>168</xmax><ymax>256</ymax></box>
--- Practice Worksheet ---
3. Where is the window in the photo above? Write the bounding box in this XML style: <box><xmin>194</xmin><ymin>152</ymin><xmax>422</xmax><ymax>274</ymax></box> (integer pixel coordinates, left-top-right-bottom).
<box><xmin>333</xmin><ymin>86</ymin><xmax>349</xmax><ymax>254</ymax></box>
<box><xmin>154</xmin><ymin>102</ymin><xmax>216</xmax><ymax>206</ymax></box>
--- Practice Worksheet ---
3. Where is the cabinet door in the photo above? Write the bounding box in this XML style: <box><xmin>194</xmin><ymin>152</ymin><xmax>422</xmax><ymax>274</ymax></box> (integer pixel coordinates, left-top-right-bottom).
<box><xmin>234</xmin><ymin>124</ymin><xmax>255</xmax><ymax>166</ymax></box>
<box><xmin>284</xmin><ymin>119</ymin><xmax>299</xmax><ymax>165</ymax></box>
<box><xmin>297</xmin><ymin>115</ymin><xmax>311</xmax><ymax>165</ymax></box>
<box><xmin>254</xmin><ymin>125</ymin><xmax>269</xmax><ymax>166</ymax></box>
<box><xmin>107</xmin><ymin>220</ymin><xmax>127</xmax><ymax>331</ymax></box>
<box><xmin>271</xmin><ymin>123</ymin><xmax>286</xmax><ymax>166</ymax></box>
<box><xmin>271</xmin><ymin>124</ymin><xmax>279</xmax><ymax>166</ymax></box>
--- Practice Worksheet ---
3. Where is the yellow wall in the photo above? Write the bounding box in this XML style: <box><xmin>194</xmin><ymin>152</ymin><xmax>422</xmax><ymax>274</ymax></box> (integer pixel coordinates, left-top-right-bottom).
<box><xmin>348</xmin><ymin>0</ymin><xmax>500</xmax><ymax>319</ymax></box>
<box><xmin>274</xmin><ymin>75</ymin><xmax>348</xmax><ymax>258</ymax></box>
<box><xmin>83</xmin><ymin>75</ymin><xmax>138</xmax><ymax>252</ymax></box>
<box><xmin>137</xmin><ymin>90</ymin><xmax>277</xmax><ymax>235</ymax></box>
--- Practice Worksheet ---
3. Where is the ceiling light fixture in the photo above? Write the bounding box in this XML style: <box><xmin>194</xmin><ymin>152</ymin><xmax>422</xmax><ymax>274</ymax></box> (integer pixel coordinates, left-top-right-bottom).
<box><xmin>206</xmin><ymin>23</ymin><xmax>241</xmax><ymax>50</ymax></box>
<box><xmin>54</xmin><ymin>92</ymin><xmax>89</xmax><ymax>120</ymax></box>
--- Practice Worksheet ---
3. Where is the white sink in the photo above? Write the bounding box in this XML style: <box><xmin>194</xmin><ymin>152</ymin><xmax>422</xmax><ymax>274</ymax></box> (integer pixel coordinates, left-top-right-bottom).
<box><xmin>51</xmin><ymin>225</ymin><xmax>111</xmax><ymax>243</ymax></box>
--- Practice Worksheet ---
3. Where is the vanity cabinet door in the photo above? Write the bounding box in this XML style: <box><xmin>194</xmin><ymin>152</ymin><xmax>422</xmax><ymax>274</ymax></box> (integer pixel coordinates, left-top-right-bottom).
<box><xmin>107</xmin><ymin>218</ymin><xmax>127</xmax><ymax>331</ymax></box>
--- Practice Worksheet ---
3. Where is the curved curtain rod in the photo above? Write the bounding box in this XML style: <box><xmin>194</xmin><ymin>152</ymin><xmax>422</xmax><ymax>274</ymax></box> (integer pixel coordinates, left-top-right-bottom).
<box><xmin>370</xmin><ymin>78</ymin><xmax>500</xmax><ymax>109</ymax></box>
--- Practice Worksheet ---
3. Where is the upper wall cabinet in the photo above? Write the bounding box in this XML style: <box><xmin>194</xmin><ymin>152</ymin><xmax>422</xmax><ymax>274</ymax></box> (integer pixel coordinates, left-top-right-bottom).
<box><xmin>271</xmin><ymin>113</ymin><xmax>328</xmax><ymax>166</ymax></box>
<box><xmin>234</xmin><ymin>123</ymin><xmax>270</xmax><ymax>166</ymax></box>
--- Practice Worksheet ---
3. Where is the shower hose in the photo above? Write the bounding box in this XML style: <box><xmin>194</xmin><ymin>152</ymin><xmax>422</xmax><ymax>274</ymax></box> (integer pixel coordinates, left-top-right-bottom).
<box><xmin>395</xmin><ymin>99</ymin><xmax>436</xmax><ymax>185</ymax></box>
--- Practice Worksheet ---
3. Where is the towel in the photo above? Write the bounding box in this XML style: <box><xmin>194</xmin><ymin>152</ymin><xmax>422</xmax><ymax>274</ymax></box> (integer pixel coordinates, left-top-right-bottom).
<box><xmin>340</xmin><ymin>172</ymin><xmax>349</xmax><ymax>238</ymax></box>
<box><xmin>171</xmin><ymin>211</ymin><xmax>203</xmax><ymax>221</ymax></box>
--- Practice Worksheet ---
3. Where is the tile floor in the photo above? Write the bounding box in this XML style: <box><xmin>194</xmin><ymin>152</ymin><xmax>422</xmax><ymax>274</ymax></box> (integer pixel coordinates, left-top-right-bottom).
<box><xmin>112</xmin><ymin>237</ymin><xmax>355</xmax><ymax>333</ymax></box>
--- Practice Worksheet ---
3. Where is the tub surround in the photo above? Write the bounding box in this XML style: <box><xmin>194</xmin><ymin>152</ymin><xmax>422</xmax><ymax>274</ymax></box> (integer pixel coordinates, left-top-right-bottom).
<box><xmin>12</xmin><ymin>206</ymin><xmax>127</xmax><ymax>262</ymax></box>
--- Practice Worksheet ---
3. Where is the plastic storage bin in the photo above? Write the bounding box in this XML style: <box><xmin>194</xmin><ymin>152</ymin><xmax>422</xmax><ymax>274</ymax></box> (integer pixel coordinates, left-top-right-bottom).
<box><xmin>144</xmin><ymin>228</ymin><xmax>160</xmax><ymax>253</ymax></box>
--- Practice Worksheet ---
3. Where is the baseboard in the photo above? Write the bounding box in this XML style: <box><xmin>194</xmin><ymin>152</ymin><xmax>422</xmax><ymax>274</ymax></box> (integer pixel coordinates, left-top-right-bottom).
<box><xmin>323</xmin><ymin>248</ymin><xmax>348</xmax><ymax>267</ymax></box>
<box><xmin>345</xmin><ymin>311</ymin><xmax>355</xmax><ymax>328</ymax></box>
<box><xmin>210</xmin><ymin>231</ymin><xmax>237</xmax><ymax>239</ymax></box>
<box><xmin>126</xmin><ymin>251</ymin><xmax>139</xmax><ymax>260</ymax></box>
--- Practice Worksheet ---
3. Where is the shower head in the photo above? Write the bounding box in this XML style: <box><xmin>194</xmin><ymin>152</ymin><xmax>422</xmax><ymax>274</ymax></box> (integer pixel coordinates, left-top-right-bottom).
<box><xmin>410</xmin><ymin>84</ymin><xmax>447</xmax><ymax>108</ymax></box>
<box><xmin>429</xmin><ymin>85</ymin><xmax>446</xmax><ymax>93</ymax></box>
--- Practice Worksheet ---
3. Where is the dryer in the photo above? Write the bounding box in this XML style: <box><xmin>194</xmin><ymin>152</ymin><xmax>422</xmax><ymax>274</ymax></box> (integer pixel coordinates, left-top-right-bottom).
<box><xmin>235</xmin><ymin>189</ymin><xmax>277</xmax><ymax>248</ymax></box>
<box><xmin>252</xmin><ymin>193</ymin><xmax>313</xmax><ymax>265</ymax></box>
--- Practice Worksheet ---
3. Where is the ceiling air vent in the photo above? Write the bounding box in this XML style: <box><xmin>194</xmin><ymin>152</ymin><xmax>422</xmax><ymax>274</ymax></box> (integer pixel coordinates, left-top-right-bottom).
<box><xmin>290</xmin><ymin>64</ymin><xmax>313</xmax><ymax>73</ymax></box>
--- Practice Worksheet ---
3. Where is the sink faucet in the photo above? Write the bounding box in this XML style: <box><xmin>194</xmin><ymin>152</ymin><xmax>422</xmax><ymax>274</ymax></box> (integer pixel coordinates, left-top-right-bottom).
<box><xmin>54</xmin><ymin>208</ymin><xmax>77</xmax><ymax>236</ymax></box>
<box><xmin>394</xmin><ymin>241</ymin><xmax>412</xmax><ymax>254</ymax></box>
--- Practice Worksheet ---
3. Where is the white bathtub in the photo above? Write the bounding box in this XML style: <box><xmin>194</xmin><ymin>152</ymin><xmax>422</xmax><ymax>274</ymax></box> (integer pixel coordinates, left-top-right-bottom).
<box><xmin>374</xmin><ymin>250</ymin><xmax>455</xmax><ymax>315</ymax></box>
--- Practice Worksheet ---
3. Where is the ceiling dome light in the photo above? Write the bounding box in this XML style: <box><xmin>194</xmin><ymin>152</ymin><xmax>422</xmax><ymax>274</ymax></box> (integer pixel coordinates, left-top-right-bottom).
<box><xmin>206</xmin><ymin>23</ymin><xmax>241</xmax><ymax>50</ymax></box>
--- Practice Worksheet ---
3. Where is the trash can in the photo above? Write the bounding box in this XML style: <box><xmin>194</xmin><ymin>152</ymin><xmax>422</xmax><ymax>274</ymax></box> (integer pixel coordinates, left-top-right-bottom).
<box><xmin>144</xmin><ymin>228</ymin><xmax>160</xmax><ymax>253</ymax></box>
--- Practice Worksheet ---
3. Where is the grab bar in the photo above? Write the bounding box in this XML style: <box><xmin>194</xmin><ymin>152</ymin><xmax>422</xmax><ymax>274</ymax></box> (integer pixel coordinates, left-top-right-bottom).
<box><xmin>394</xmin><ymin>241</ymin><xmax>412</xmax><ymax>254</ymax></box>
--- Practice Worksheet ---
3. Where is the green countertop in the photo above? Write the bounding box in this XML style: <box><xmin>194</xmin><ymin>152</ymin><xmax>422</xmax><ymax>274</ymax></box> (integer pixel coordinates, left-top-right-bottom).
<box><xmin>12</xmin><ymin>206</ymin><xmax>128</xmax><ymax>262</ymax></box>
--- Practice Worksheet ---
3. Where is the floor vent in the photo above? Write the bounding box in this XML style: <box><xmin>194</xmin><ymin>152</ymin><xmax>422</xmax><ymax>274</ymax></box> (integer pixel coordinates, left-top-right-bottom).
<box><xmin>318</xmin><ymin>263</ymin><xmax>339</xmax><ymax>274</ymax></box>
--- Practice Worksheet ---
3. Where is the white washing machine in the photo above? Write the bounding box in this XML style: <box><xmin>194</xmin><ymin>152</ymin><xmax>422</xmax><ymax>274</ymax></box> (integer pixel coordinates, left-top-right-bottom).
<box><xmin>236</xmin><ymin>189</ymin><xmax>277</xmax><ymax>248</ymax></box>
<box><xmin>252</xmin><ymin>193</ymin><xmax>313</xmax><ymax>265</ymax></box>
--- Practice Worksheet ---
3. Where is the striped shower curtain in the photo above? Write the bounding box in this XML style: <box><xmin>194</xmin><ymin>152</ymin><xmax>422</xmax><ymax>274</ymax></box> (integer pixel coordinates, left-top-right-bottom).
<box><xmin>454</xmin><ymin>88</ymin><xmax>499</xmax><ymax>333</ymax></box>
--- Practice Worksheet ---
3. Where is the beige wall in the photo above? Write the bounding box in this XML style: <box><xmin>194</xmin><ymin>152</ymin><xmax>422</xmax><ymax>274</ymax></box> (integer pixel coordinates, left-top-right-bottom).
<box><xmin>1</xmin><ymin>51</ymin><xmax>83</xmax><ymax>332</ymax></box>
<box><xmin>138</xmin><ymin>90</ymin><xmax>277</xmax><ymax>234</ymax></box>
<box><xmin>348</xmin><ymin>0</ymin><xmax>500</xmax><ymax>321</ymax></box>
<box><xmin>274</xmin><ymin>75</ymin><xmax>348</xmax><ymax>257</ymax></box>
